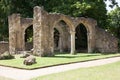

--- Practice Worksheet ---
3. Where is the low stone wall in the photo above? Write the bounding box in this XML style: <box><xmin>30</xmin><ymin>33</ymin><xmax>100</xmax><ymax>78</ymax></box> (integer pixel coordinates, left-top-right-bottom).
<box><xmin>0</xmin><ymin>42</ymin><xmax>9</xmax><ymax>54</ymax></box>
<box><xmin>0</xmin><ymin>42</ymin><xmax>33</xmax><ymax>54</ymax></box>
<box><xmin>95</xmin><ymin>27</ymin><xmax>118</xmax><ymax>53</ymax></box>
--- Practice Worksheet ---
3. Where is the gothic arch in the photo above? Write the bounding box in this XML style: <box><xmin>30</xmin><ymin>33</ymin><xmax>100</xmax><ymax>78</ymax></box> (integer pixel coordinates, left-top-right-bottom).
<box><xmin>75</xmin><ymin>23</ymin><xmax>88</xmax><ymax>52</ymax></box>
<box><xmin>74</xmin><ymin>17</ymin><xmax>97</xmax><ymax>52</ymax></box>
<box><xmin>24</xmin><ymin>25</ymin><xmax>33</xmax><ymax>50</ymax></box>
<box><xmin>53</xmin><ymin>15</ymin><xmax>74</xmax><ymax>32</ymax></box>
<box><xmin>54</xmin><ymin>21</ymin><xmax>70</xmax><ymax>52</ymax></box>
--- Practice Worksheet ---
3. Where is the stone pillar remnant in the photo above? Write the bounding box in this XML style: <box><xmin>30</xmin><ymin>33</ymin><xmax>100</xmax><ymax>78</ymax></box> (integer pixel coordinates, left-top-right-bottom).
<box><xmin>70</xmin><ymin>31</ymin><xmax>76</xmax><ymax>54</ymax></box>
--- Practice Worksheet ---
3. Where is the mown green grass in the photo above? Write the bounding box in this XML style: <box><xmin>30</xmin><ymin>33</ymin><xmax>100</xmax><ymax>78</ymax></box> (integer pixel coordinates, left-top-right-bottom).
<box><xmin>0</xmin><ymin>53</ymin><xmax>120</xmax><ymax>69</ymax></box>
<box><xmin>31</xmin><ymin>61</ymin><xmax>120</xmax><ymax>80</ymax></box>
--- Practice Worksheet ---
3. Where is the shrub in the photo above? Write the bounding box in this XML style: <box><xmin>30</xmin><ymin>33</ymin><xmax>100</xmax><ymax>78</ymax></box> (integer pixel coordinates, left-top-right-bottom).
<box><xmin>0</xmin><ymin>51</ymin><xmax>14</xmax><ymax>60</ymax></box>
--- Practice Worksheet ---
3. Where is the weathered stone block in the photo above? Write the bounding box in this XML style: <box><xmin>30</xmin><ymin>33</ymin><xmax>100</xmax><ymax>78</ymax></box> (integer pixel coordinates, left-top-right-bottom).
<box><xmin>23</xmin><ymin>56</ymin><xmax>36</xmax><ymax>65</ymax></box>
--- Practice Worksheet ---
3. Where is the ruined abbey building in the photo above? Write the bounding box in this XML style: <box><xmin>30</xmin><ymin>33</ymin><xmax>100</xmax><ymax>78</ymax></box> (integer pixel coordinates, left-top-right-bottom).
<box><xmin>8</xmin><ymin>6</ymin><xmax>118</xmax><ymax>57</ymax></box>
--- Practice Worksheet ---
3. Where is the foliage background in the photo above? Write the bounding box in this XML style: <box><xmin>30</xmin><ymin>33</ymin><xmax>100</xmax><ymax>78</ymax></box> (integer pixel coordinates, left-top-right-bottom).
<box><xmin>0</xmin><ymin>0</ymin><xmax>119</xmax><ymax>43</ymax></box>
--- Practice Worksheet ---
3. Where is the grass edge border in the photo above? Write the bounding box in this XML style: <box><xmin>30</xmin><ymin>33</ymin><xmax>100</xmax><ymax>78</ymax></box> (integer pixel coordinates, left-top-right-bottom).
<box><xmin>0</xmin><ymin>55</ymin><xmax>120</xmax><ymax>70</ymax></box>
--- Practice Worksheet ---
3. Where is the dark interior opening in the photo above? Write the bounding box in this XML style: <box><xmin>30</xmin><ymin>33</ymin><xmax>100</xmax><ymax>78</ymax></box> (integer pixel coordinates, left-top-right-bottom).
<box><xmin>75</xmin><ymin>24</ymin><xmax>87</xmax><ymax>53</ymax></box>
<box><xmin>25</xmin><ymin>25</ymin><xmax>33</xmax><ymax>51</ymax></box>
<box><xmin>54</xmin><ymin>28</ymin><xmax>60</xmax><ymax>51</ymax></box>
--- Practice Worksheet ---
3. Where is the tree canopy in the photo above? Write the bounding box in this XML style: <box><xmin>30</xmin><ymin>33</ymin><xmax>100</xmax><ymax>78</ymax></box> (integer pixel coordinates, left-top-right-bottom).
<box><xmin>0</xmin><ymin>0</ymin><xmax>119</xmax><ymax>41</ymax></box>
<box><xmin>107</xmin><ymin>6</ymin><xmax>120</xmax><ymax>37</ymax></box>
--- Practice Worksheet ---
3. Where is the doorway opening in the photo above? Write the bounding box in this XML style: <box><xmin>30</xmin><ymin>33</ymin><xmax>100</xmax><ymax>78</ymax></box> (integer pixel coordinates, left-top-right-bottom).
<box><xmin>25</xmin><ymin>25</ymin><xmax>33</xmax><ymax>51</ymax></box>
<box><xmin>75</xmin><ymin>23</ymin><xmax>88</xmax><ymax>53</ymax></box>
<box><xmin>54</xmin><ymin>20</ymin><xmax>70</xmax><ymax>52</ymax></box>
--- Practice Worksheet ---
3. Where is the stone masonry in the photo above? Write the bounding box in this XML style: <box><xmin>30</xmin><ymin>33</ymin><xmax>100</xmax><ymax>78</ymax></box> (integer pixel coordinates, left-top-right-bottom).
<box><xmin>0</xmin><ymin>42</ymin><xmax>9</xmax><ymax>54</ymax></box>
<box><xmin>8</xmin><ymin>6</ymin><xmax>118</xmax><ymax>56</ymax></box>
<box><xmin>95</xmin><ymin>27</ymin><xmax>118</xmax><ymax>53</ymax></box>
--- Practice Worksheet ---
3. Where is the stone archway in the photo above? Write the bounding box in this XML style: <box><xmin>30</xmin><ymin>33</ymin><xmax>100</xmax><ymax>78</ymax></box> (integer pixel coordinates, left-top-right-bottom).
<box><xmin>74</xmin><ymin>18</ymin><xmax>96</xmax><ymax>53</ymax></box>
<box><xmin>52</xmin><ymin>14</ymin><xmax>76</xmax><ymax>54</ymax></box>
<box><xmin>24</xmin><ymin>25</ymin><xmax>33</xmax><ymax>51</ymax></box>
<box><xmin>8</xmin><ymin>6</ymin><xmax>117</xmax><ymax>57</ymax></box>
<box><xmin>8</xmin><ymin>14</ymin><xmax>33</xmax><ymax>54</ymax></box>
<box><xmin>53</xmin><ymin>20</ymin><xmax>71</xmax><ymax>53</ymax></box>
<box><xmin>75</xmin><ymin>23</ymin><xmax>88</xmax><ymax>53</ymax></box>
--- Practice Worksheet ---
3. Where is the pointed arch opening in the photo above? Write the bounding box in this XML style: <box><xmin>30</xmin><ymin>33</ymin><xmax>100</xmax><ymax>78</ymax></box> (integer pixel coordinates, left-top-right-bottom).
<box><xmin>24</xmin><ymin>25</ymin><xmax>33</xmax><ymax>51</ymax></box>
<box><xmin>75</xmin><ymin>23</ymin><xmax>88</xmax><ymax>53</ymax></box>
<box><xmin>53</xmin><ymin>20</ymin><xmax>70</xmax><ymax>53</ymax></box>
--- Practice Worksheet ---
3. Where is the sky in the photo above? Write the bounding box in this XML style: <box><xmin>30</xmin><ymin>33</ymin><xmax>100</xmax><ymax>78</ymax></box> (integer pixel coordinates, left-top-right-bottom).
<box><xmin>105</xmin><ymin>0</ymin><xmax>120</xmax><ymax>12</ymax></box>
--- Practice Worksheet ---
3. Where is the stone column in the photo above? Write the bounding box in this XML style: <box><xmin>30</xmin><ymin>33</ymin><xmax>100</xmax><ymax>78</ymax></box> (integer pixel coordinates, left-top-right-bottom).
<box><xmin>16</xmin><ymin>25</ymin><xmax>23</xmax><ymax>51</ymax></box>
<box><xmin>33</xmin><ymin>6</ymin><xmax>42</xmax><ymax>56</ymax></box>
<box><xmin>21</xmin><ymin>30</ymin><xmax>25</xmax><ymax>50</ymax></box>
<box><xmin>33</xmin><ymin>6</ymin><xmax>54</xmax><ymax>56</ymax></box>
<box><xmin>88</xmin><ymin>32</ymin><xmax>92</xmax><ymax>53</ymax></box>
<box><xmin>87</xmin><ymin>30</ymin><xmax>95</xmax><ymax>53</ymax></box>
<box><xmin>59</xmin><ymin>35</ymin><xmax>63</xmax><ymax>52</ymax></box>
<box><xmin>8</xmin><ymin>14</ymin><xmax>21</xmax><ymax>54</ymax></box>
<box><xmin>70</xmin><ymin>31</ymin><xmax>76</xmax><ymax>54</ymax></box>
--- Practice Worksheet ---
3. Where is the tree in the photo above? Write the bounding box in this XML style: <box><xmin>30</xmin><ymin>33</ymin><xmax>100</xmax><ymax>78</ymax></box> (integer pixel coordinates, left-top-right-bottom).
<box><xmin>107</xmin><ymin>7</ymin><xmax>120</xmax><ymax>38</ymax></box>
<box><xmin>105</xmin><ymin>0</ymin><xmax>118</xmax><ymax>8</ymax></box>
<box><xmin>0</xmin><ymin>0</ymin><xmax>12</xmax><ymax>41</ymax></box>
<box><xmin>0</xmin><ymin>0</ymin><xmax>118</xmax><ymax>41</ymax></box>
<box><xmin>42</xmin><ymin>0</ymin><xmax>107</xmax><ymax>28</ymax></box>
<box><xmin>107</xmin><ymin>6</ymin><xmax>120</xmax><ymax>48</ymax></box>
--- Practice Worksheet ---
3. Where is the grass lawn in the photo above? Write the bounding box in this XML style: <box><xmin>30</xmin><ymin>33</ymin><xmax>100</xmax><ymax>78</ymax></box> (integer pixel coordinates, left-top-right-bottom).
<box><xmin>31</xmin><ymin>61</ymin><xmax>120</xmax><ymax>80</ymax></box>
<box><xmin>0</xmin><ymin>53</ymin><xmax>120</xmax><ymax>69</ymax></box>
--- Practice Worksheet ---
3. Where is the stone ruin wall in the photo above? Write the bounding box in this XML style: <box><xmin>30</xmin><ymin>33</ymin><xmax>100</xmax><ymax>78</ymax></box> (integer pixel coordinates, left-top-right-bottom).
<box><xmin>33</xmin><ymin>7</ymin><xmax>54</xmax><ymax>56</ymax></box>
<box><xmin>7</xmin><ymin>6</ymin><xmax>118</xmax><ymax>56</ymax></box>
<box><xmin>0</xmin><ymin>42</ymin><xmax>33</xmax><ymax>54</ymax></box>
<box><xmin>0</xmin><ymin>42</ymin><xmax>9</xmax><ymax>54</ymax></box>
<box><xmin>8</xmin><ymin>14</ymin><xmax>33</xmax><ymax>54</ymax></box>
<box><xmin>95</xmin><ymin>27</ymin><xmax>118</xmax><ymax>53</ymax></box>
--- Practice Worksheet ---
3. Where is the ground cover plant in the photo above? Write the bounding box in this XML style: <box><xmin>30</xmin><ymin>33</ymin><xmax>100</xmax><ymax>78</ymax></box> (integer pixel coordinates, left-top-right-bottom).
<box><xmin>0</xmin><ymin>53</ymin><xmax>120</xmax><ymax>69</ymax></box>
<box><xmin>31</xmin><ymin>61</ymin><xmax>120</xmax><ymax>80</ymax></box>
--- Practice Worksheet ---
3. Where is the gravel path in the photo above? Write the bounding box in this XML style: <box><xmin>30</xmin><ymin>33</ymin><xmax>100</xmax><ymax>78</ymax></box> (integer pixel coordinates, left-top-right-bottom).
<box><xmin>0</xmin><ymin>57</ymin><xmax>120</xmax><ymax>80</ymax></box>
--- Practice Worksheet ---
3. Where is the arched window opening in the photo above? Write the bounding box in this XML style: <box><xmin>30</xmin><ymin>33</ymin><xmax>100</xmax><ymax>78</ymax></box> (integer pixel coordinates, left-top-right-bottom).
<box><xmin>25</xmin><ymin>25</ymin><xmax>33</xmax><ymax>51</ymax></box>
<box><xmin>75</xmin><ymin>24</ymin><xmax>88</xmax><ymax>53</ymax></box>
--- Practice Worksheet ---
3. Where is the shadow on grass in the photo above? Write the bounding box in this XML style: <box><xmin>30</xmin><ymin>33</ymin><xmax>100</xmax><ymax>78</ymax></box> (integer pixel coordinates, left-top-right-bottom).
<box><xmin>101</xmin><ymin>53</ymin><xmax>116</xmax><ymax>55</ymax></box>
<box><xmin>42</xmin><ymin>53</ymin><xmax>118</xmax><ymax>59</ymax></box>
<box><xmin>52</xmin><ymin>54</ymin><xmax>100</xmax><ymax>59</ymax></box>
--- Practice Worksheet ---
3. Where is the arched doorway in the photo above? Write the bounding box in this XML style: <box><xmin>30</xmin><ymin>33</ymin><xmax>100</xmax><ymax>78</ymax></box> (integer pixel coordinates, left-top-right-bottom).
<box><xmin>53</xmin><ymin>20</ymin><xmax>70</xmax><ymax>53</ymax></box>
<box><xmin>25</xmin><ymin>25</ymin><xmax>33</xmax><ymax>51</ymax></box>
<box><xmin>75</xmin><ymin>23</ymin><xmax>88</xmax><ymax>53</ymax></box>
